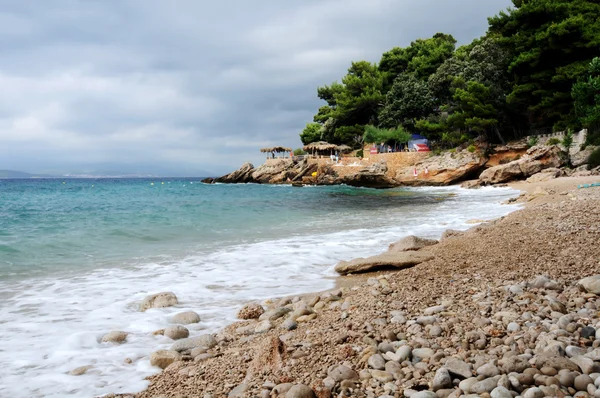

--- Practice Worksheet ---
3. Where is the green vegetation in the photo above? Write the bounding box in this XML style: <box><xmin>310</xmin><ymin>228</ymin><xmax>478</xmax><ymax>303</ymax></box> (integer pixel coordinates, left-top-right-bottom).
<box><xmin>467</xmin><ymin>145</ymin><xmax>476</xmax><ymax>153</ymax></box>
<box><xmin>562</xmin><ymin>129</ymin><xmax>574</xmax><ymax>149</ymax></box>
<box><xmin>300</xmin><ymin>0</ymin><xmax>600</xmax><ymax>150</ymax></box>
<box><xmin>293</xmin><ymin>148</ymin><xmax>306</xmax><ymax>156</ymax></box>
<box><xmin>363</xmin><ymin>125</ymin><xmax>411</xmax><ymax>146</ymax></box>
<box><xmin>528</xmin><ymin>136</ymin><xmax>539</xmax><ymax>148</ymax></box>
<box><xmin>546</xmin><ymin>138</ymin><xmax>561</xmax><ymax>146</ymax></box>
<box><xmin>588</xmin><ymin>147</ymin><xmax>600</xmax><ymax>169</ymax></box>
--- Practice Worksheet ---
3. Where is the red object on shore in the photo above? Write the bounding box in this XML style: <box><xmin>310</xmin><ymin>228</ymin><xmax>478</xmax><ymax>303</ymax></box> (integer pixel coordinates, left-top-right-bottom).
<box><xmin>370</xmin><ymin>146</ymin><xmax>378</xmax><ymax>154</ymax></box>
<box><xmin>414</xmin><ymin>144</ymin><xmax>431</xmax><ymax>152</ymax></box>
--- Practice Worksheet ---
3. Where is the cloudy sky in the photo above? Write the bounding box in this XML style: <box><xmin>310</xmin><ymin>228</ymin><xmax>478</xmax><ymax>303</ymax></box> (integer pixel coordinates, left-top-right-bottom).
<box><xmin>0</xmin><ymin>0</ymin><xmax>512</xmax><ymax>176</ymax></box>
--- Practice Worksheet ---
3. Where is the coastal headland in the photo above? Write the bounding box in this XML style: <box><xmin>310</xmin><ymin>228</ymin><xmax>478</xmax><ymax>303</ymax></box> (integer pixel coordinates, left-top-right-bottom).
<box><xmin>110</xmin><ymin>175</ymin><xmax>600</xmax><ymax>397</ymax></box>
<box><xmin>203</xmin><ymin>135</ymin><xmax>599</xmax><ymax>189</ymax></box>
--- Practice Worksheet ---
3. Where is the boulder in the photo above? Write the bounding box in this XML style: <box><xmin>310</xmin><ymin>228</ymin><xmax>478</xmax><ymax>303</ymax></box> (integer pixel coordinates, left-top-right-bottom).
<box><xmin>164</xmin><ymin>325</ymin><xmax>189</xmax><ymax>340</ymax></box>
<box><xmin>101</xmin><ymin>331</ymin><xmax>129</xmax><ymax>344</ymax></box>
<box><xmin>170</xmin><ymin>334</ymin><xmax>217</xmax><ymax>352</ymax></box>
<box><xmin>150</xmin><ymin>350</ymin><xmax>182</xmax><ymax>369</ymax></box>
<box><xmin>479</xmin><ymin>145</ymin><xmax>566</xmax><ymax>184</ymax></box>
<box><xmin>139</xmin><ymin>292</ymin><xmax>178</xmax><ymax>312</ymax></box>
<box><xmin>388</xmin><ymin>235</ymin><xmax>438</xmax><ymax>252</ymax></box>
<box><xmin>214</xmin><ymin>162</ymin><xmax>255</xmax><ymax>184</ymax></box>
<box><xmin>237</xmin><ymin>303</ymin><xmax>265</xmax><ymax>320</ymax></box>
<box><xmin>571</xmin><ymin>146</ymin><xmax>597</xmax><ymax>167</ymax></box>
<box><xmin>171</xmin><ymin>311</ymin><xmax>201</xmax><ymax>325</ymax></box>
<box><xmin>334</xmin><ymin>251</ymin><xmax>434</xmax><ymax>275</ymax></box>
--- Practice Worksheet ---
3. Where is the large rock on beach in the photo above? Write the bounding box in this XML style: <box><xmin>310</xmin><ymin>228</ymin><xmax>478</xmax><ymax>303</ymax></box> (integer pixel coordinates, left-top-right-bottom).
<box><xmin>479</xmin><ymin>145</ymin><xmax>566</xmax><ymax>184</ymax></box>
<box><xmin>164</xmin><ymin>325</ymin><xmax>189</xmax><ymax>340</ymax></box>
<box><xmin>170</xmin><ymin>334</ymin><xmax>217</xmax><ymax>352</ymax></box>
<box><xmin>139</xmin><ymin>292</ymin><xmax>178</xmax><ymax>312</ymax></box>
<box><xmin>101</xmin><ymin>331</ymin><xmax>129</xmax><ymax>344</ymax></box>
<box><xmin>388</xmin><ymin>235</ymin><xmax>438</xmax><ymax>252</ymax></box>
<box><xmin>150</xmin><ymin>350</ymin><xmax>182</xmax><ymax>369</ymax></box>
<box><xmin>334</xmin><ymin>251</ymin><xmax>434</xmax><ymax>275</ymax></box>
<box><xmin>171</xmin><ymin>311</ymin><xmax>201</xmax><ymax>324</ymax></box>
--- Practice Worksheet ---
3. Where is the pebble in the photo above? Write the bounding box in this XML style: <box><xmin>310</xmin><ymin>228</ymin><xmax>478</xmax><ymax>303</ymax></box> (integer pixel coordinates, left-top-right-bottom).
<box><xmin>370</xmin><ymin>370</ymin><xmax>393</xmax><ymax>382</ymax></box>
<box><xmin>490</xmin><ymin>386</ymin><xmax>513</xmax><ymax>398</ymax></box>
<box><xmin>164</xmin><ymin>325</ymin><xmax>189</xmax><ymax>340</ymax></box>
<box><xmin>412</xmin><ymin>347</ymin><xmax>434</xmax><ymax>361</ymax></box>
<box><xmin>477</xmin><ymin>363</ymin><xmax>500</xmax><ymax>377</ymax></box>
<box><xmin>523</xmin><ymin>387</ymin><xmax>545</xmax><ymax>398</ymax></box>
<box><xmin>368</xmin><ymin>354</ymin><xmax>386</xmax><ymax>370</ymax></box>
<box><xmin>576</xmin><ymin>374</ymin><xmax>594</xmax><ymax>391</ymax></box>
<box><xmin>432</xmin><ymin>368</ymin><xmax>452</xmax><ymax>391</ymax></box>
<box><xmin>284</xmin><ymin>384</ymin><xmax>315</xmax><ymax>398</ymax></box>
<box><xmin>328</xmin><ymin>365</ymin><xmax>358</xmax><ymax>382</ymax></box>
<box><xmin>583</xmin><ymin>327</ymin><xmax>597</xmax><ymax>339</ymax></box>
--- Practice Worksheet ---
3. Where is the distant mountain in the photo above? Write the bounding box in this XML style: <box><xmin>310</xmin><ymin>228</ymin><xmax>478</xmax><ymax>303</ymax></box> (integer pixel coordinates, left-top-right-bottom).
<box><xmin>0</xmin><ymin>170</ymin><xmax>56</xmax><ymax>179</ymax></box>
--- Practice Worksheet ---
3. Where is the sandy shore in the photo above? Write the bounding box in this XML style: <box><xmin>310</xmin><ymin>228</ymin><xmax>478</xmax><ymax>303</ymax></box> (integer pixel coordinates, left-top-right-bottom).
<box><xmin>111</xmin><ymin>175</ymin><xmax>600</xmax><ymax>398</ymax></box>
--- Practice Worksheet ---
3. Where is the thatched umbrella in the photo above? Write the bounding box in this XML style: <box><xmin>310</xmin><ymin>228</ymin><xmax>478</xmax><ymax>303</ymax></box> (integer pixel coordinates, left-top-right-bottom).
<box><xmin>260</xmin><ymin>146</ymin><xmax>292</xmax><ymax>153</ymax></box>
<box><xmin>303</xmin><ymin>141</ymin><xmax>338</xmax><ymax>157</ymax></box>
<box><xmin>336</xmin><ymin>144</ymin><xmax>353</xmax><ymax>154</ymax></box>
<box><xmin>260</xmin><ymin>146</ymin><xmax>293</xmax><ymax>159</ymax></box>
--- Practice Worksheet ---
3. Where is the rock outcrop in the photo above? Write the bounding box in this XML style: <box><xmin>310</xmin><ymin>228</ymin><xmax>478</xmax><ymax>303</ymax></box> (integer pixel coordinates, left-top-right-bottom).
<box><xmin>479</xmin><ymin>145</ymin><xmax>567</xmax><ymax>185</ymax></box>
<box><xmin>213</xmin><ymin>162</ymin><xmax>255</xmax><ymax>184</ymax></box>
<box><xmin>395</xmin><ymin>149</ymin><xmax>486</xmax><ymax>186</ymax></box>
<box><xmin>341</xmin><ymin>162</ymin><xmax>399</xmax><ymax>189</ymax></box>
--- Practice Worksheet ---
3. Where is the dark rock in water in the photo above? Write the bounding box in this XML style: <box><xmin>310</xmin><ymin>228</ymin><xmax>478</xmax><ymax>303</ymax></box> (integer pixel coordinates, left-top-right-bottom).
<box><xmin>581</xmin><ymin>326</ymin><xmax>596</xmax><ymax>339</ymax></box>
<box><xmin>201</xmin><ymin>177</ymin><xmax>215</xmax><ymax>184</ymax></box>
<box><xmin>215</xmin><ymin>162</ymin><xmax>256</xmax><ymax>183</ymax></box>
<box><xmin>342</xmin><ymin>161</ymin><xmax>399</xmax><ymax>189</ymax></box>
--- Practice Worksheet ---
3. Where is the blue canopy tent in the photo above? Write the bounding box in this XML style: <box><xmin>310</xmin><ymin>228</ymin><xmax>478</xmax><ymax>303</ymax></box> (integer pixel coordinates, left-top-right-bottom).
<box><xmin>408</xmin><ymin>134</ymin><xmax>429</xmax><ymax>150</ymax></box>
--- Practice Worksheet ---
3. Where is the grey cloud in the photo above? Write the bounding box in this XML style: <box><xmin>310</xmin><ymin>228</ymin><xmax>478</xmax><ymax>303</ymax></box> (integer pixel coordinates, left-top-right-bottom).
<box><xmin>0</xmin><ymin>0</ymin><xmax>512</xmax><ymax>176</ymax></box>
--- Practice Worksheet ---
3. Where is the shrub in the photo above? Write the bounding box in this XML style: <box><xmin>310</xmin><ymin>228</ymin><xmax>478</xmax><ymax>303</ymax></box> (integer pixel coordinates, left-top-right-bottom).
<box><xmin>588</xmin><ymin>147</ymin><xmax>600</xmax><ymax>169</ymax></box>
<box><xmin>546</xmin><ymin>138</ymin><xmax>560</xmax><ymax>146</ymax></box>
<box><xmin>432</xmin><ymin>148</ymin><xmax>442</xmax><ymax>156</ymax></box>
<box><xmin>467</xmin><ymin>145</ymin><xmax>476</xmax><ymax>153</ymax></box>
<box><xmin>562</xmin><ymin>129</ymin><xmax>574</xmax><ymax>149</ymax></box>
<box><xmin>527</xmin><ymin>136</ymin><xmax>539</xmax><ymax>148</ymax></box>
<box><xmin>293</xmin><ymin>148</ymin><xmax>306</xmax><ymax>156</ymax></box>
<box><xmin>356</xmin><ymin>149</ymin><xmax>364</xmax><ymax>158</ymax></box>
<box><xmin>449</xmin><ymin>148</ymin><xmax>456</xmax><ymax>153</ymax></box>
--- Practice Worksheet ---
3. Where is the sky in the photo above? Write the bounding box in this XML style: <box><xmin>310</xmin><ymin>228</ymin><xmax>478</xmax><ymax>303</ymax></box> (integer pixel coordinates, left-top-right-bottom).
<box><xmin>0</xmin><ymin>0</ymin><xmax>512</xmax><ymax>176</ymax></box>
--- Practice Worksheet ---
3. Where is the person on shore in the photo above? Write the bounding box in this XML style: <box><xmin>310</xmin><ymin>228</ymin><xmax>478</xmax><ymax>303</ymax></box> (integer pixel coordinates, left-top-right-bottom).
<box><xmin>425</xmin><ymin>167</ymin><xmax>429</xmax><ymax>177</ymax></box>
<box><xmin>413</xmin><ymin>167</ymin><xmax>418</xmax><ymax>179</ymax></box>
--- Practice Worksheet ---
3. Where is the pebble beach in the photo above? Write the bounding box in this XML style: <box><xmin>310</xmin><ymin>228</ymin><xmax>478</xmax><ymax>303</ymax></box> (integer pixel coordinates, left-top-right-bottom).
<box><xmin>106</xmin><ymin>175</ymin><xmax>600</xmax><ymax>398</ymax></box>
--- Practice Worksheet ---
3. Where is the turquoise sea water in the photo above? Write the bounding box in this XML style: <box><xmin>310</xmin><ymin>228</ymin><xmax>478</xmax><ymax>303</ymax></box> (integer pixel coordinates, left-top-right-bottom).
<box><xmin>0</xmin><ymin>178</ymin><xmax>521</xmax><ymax>397</ymax></box>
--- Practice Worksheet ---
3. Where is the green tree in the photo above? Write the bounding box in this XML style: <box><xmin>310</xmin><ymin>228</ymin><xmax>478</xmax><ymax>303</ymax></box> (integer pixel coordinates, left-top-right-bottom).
<box><xmin>379</xmin><ymin>33</ymin><xmax>456</xmax><ymax>89</ymax></box>
<box><xmin>363</xmin><ymin>125</ymin><xmax>411</xmax><ymax>147</ymax></box>
<box><xmin>447</xmin><ymin>79</ymin><xmax>499</xmax><ymax>139</ymax></box>
<box><xmin>379</xmin><ymin>73</ymin><xmax>435</xmax><ymax>130</ymax></box>
<box><xmin>299</xmin><ymin>123</ymin><xmax>322</xmax><ymax>145</ymax></box>
<box><xmin>572</xmin><ymin>57</ymin><xmax>600</xmax><ymax>145</ymax></box>
<box><xmin>488</xmin><ymin>0</ymin><xmax>600</xmax><ymax>130</ymax></box>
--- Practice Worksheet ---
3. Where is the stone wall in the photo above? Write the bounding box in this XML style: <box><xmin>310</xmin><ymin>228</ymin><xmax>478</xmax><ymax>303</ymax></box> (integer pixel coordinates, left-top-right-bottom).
<box><xmin>305</xmin><ymin>152</ymin><xmax>430</xmax><ymax>178</ymax></box>
<box><xmin>526</xmin><ymin>129</ymin><xmax>587</xmax><ymax>151</ymax></box>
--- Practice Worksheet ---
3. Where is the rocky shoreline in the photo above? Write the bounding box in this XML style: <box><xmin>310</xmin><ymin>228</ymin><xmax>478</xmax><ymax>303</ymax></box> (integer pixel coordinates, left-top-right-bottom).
<box><xmin>106</xmin><ymin>175</ymin><xmax>600</xmax><ymax>398</ymax></box>
<box><xmin>203</xmin><ymin>143</ymin><xmax>599</xmax><ymax>189</ymax></box>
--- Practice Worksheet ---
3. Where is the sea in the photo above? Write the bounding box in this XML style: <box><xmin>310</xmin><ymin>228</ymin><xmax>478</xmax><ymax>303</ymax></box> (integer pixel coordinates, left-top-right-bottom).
<box><xmin>0</xmin><ymin>178</ymin><xmax>521</xmax><ymax>397</ymax></box>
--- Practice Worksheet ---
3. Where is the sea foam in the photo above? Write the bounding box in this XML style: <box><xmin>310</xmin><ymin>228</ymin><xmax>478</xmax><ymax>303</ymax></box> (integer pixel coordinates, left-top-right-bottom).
<box><xmin>0</xmin><ymin>185</ymin><xmax>520</xmax><ymax>398</ymax></box>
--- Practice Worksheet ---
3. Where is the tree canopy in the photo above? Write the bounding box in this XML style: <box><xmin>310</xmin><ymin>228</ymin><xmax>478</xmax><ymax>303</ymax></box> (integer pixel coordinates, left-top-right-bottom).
<box><xmin>299</xmin><ymin>0</ymin><xmax>600</xmax><ymax>149</ymax></box>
